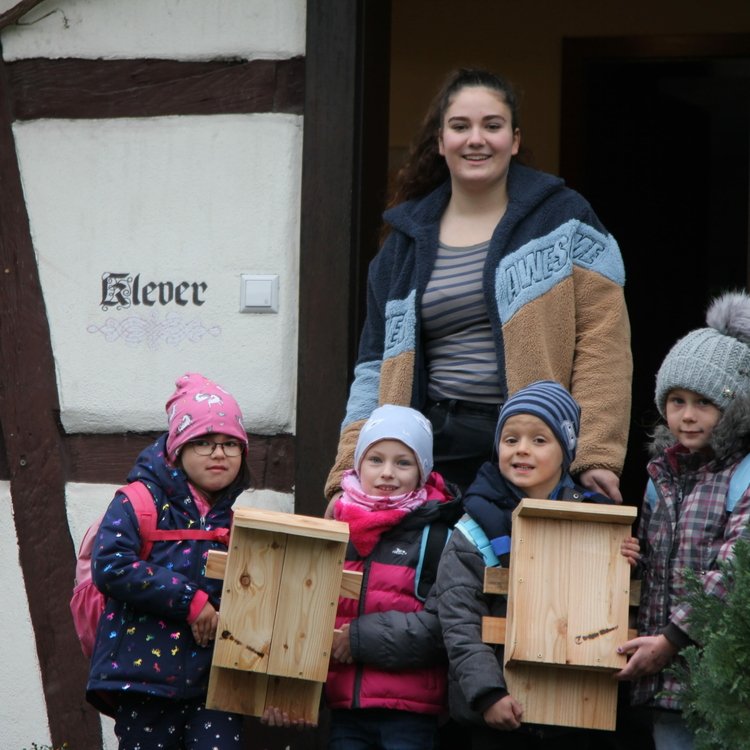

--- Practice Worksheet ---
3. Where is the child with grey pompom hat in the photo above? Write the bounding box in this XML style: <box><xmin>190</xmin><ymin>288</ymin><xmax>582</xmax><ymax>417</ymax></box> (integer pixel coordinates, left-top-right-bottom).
<box><xmin>616</xmin><ymin>291</ymin><xmax>750</xmax><ymax>750</ymax></box>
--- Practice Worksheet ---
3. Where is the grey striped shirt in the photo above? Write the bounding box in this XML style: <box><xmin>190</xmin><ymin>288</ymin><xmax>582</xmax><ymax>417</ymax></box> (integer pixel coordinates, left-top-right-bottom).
<box><xmin>422</xmin><ymin>240</ymin><xmax>502</xmax><ymax>403</ymax></box>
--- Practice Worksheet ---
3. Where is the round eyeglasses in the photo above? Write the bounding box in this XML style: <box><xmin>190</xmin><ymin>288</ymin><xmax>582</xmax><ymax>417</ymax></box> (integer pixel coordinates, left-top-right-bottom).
<box><xmin>187</xmin><ymin>439</ymin><xmax>243</xmax><ymax>457</ymax></box>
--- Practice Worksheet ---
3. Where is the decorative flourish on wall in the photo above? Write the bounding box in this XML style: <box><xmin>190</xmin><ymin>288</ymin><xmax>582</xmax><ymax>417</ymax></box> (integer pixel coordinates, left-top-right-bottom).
<box><xmin>87</xmin><ymin>312</ymin><xmax>221</xmax><ymax>348</ymax></box>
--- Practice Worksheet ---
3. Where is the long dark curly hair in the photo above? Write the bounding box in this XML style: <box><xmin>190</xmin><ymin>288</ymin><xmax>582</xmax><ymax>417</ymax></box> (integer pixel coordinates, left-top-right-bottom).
<box><xmin>388</xmin><ymin>68</ymin><xmax>521</xmax><ymax>210</ymax></box>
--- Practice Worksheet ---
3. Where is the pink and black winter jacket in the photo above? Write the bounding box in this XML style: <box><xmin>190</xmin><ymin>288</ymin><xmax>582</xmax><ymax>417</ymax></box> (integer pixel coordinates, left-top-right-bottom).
<box><xmin>325</xmin><ymin>473</ymin><xmax>462</xmax><ymax>715</ymax></box>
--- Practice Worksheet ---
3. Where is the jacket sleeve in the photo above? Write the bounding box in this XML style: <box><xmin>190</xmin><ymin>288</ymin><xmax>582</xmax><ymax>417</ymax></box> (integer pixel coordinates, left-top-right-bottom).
<box><xmin>436</xmin><ymin>532</ymin><xmax>507</xmax><ymax>711</ymax></box>
<box><xmin>569</xmin><ymin>210</ymin><xmax>632</xmax><ymax>477</ymax></box>
<box><xmin>668</xmin><ymin>484</ymin><xmax>750</xmax><ymax>640</ymax></box>
<box><xmin>498</xmin><ymin>201</ymin><xmax>632</xmax><ymax>478</ymax></box>
<box><xmin>91</xmin><ymin>492</ymin><xmax>202</xmax><ymax>620</ymax></box>
<box><xmin>324</xmin><ymin>238</ymin><xmax>396</xmax><ymax>500</ymax></box>
<box><xmin>348</xmin><ymin>589</ymin><xmax>444</xmax><ymax>670</ymax></box>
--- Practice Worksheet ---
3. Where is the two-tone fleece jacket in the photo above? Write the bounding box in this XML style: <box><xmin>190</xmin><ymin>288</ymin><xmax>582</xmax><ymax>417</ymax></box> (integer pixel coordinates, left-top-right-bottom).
<box><xmin>87</xmin><ymin>434</ymin><xmax>244</xmax><ymax>711</ymax></box>
<box><xmin>632</xmin><ymin>402</ymin><xmax>750</xmax><ymax>710</ymax></box>
<box><xmin>325</xmin><ymin>476</ymin><xmax>462</xmax><ymax>715</ymax></box>
<box><xmin>435</xmin><ymin>463</ymin><xmax>610</xmax><ymax>727</ymax></box>
<box><xmin>325</xmin><ymin>161</ymin><xmax>632</xmax><ymax>500</ymax></box>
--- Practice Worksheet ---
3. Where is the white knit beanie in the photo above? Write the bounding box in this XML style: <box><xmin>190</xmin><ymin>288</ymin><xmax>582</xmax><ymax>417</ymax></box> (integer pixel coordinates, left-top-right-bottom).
<box><xmin>354</xmin><ymin>404</ymin><xmax>434</xmax><ymax>484</ymax></box>
<box><xmin>655</xmin><ymin>291</ymin><xmax>750</xmax><ymax>416</ymax></box>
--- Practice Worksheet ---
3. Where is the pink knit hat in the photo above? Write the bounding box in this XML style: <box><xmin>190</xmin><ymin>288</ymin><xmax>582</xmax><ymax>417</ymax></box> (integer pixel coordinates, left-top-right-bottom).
<box><xmin>165</xmin><ymin>373</ymin><xmax>248</xmax><ymax>463</ymax></box>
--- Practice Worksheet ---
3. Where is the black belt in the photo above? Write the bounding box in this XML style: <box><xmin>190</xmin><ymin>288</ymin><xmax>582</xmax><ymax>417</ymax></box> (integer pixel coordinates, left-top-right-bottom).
<box><xmin>426</xmin><ymin>398</ymin><xmax>502</xmax><ymax>417</ymax></box>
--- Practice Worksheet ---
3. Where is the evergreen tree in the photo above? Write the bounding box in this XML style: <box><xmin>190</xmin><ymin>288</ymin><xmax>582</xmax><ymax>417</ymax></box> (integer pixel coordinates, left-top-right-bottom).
<box><xmin>669</xmin><ymin>538</ymin><xmax>750</xmax><ymax>749</ymax></box>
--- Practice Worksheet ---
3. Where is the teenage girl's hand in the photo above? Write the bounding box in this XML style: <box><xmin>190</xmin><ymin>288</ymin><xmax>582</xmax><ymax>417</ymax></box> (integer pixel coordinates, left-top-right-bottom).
<box><xmin>614</xmin><ymin>634</ymin><xmax>678</xmax><ymax>681</ymax></box>
<box><xmin>331</xmin><ymin>623</ymin><xmax>353</xmax><ymax>663</ymax></box>
<box><xmin>579</xmin><ymin>468</ymin><xmax>623</xmax><ymax>503</ymax></box>
<box><xmin>260</xmin><ymin>706</ymin><xmax>317</xmax><ymax>730</ymax></box>
<box><xmin>483</xmin><ymin>694</ymin><xmax>523</xmax><ymax>730</ymax></box>
<box><xmin>620</xmin><ymin>536</ymin><xmax>641</xmax><ymax>567</ymax></box>
<box><xmin>324</xmin><ymin>491</ymin><xmax>342</xmax><ymax>519</ymax></box>
<box><xmin>191</xmin><ymin>601</ymin><xmax>219</xmax><ymax>648</ymax></box>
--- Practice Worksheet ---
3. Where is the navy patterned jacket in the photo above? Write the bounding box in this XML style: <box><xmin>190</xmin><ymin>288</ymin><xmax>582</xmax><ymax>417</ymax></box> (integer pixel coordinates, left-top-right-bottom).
<box><xmin>87</xmin><ymin>434</ymin><xmax>244</xmax><ymax>709</ymax></box>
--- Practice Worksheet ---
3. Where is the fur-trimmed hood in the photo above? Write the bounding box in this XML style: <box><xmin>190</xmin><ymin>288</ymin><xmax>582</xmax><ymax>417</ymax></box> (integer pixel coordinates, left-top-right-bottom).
<box><xmin>649</xmin><ymin>390</ymin><xmax>750</xmax><ymax>464</ymax></box>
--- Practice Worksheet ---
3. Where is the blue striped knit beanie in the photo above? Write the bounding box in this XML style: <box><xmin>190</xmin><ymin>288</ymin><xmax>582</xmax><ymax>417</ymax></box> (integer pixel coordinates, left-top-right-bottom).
<box><xmin>655</xmin><ymin>292</ymin><xmax>750</xmax><ymax>416</ymax></box>
<box><xmin>354</xmin><ymin>404</ymin><xmax>434</xmax><ymax>484</ymax></box>
<box><xmin>495</xmin><ymin>380</ymin><xmax>581</xmax><ymax>471</ymax></box>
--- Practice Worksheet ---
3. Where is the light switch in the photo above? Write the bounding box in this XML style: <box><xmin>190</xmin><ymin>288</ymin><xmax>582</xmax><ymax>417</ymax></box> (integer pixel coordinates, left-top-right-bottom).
<box><xmin>240</xmin><ymin>274</ymin><xmax>279</xmax><ymax>313</ymax></box>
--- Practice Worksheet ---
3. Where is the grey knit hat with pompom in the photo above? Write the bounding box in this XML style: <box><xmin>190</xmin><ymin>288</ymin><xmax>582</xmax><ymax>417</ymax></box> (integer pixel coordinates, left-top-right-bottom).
<box><xmin>655</xmin><ymin>291</ymin><xmax>750</xmax><ymax>416</ymax></box>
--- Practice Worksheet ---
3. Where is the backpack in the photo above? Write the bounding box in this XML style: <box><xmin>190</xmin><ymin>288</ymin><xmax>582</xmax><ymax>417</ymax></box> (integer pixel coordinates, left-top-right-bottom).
<box><xmin>455</xmin><ymin>515</ymin><xmax>501</xmax><ymax>568</ymax></box>
<box><xmin>70</xmin><ymin>481</ymin><xmax>230</xmax><ymax>658</ymax></box>
<box><xmin>645</xmin><ymin>452</ymin><xmax>750</xmax><ymax>514</ymax></box>
<box><xmin>415</xmin><ymin>521</ymin><xmax>452</xmax><ymax>601</ymax></box>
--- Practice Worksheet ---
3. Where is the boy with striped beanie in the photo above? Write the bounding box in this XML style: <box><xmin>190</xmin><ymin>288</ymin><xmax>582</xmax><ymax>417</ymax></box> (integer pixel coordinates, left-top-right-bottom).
<box><xmin>435</xmin><ymin>380</ymin><xmax>613</xmax><ymax>744</ymax></box>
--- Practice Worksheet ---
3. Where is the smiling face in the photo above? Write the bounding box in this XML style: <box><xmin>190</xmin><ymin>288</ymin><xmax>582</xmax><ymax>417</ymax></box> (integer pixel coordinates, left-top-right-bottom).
<box><xmin>438</xmin><ymin>85</ymin><xmax>520</xmax><ymax>193</ymax></box>
<box><xmin>665</xmin><ymin>388</ymin><xmax>722</xmax><ymax>453</ymax></box>
<box><xmin>358</xmin><ymin>439</ymin><xmax>421</xmax><ymax>497</ymax></box>
<box><xmin>498</xmin><ymin>415</ymin><xmax>564</xmax><ymax>499</ymax></box>
<box><xmin>179</xmin><ymin>432</ymin><xmax>243</xmax><ymax>501</ymax></box>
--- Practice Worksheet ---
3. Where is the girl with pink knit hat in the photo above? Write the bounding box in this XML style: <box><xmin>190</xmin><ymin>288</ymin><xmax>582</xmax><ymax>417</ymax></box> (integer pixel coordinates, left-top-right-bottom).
<box><xmin>86</xmin><ymin>373</ymin><xmax>251</xmax><ymax>750</ymax></box>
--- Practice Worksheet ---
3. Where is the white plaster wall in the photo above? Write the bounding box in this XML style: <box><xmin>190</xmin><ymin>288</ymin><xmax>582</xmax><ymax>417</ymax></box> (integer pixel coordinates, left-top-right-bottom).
<box><xmin>13</xmin><ymin>114</ymin><xmax>302</xmax><ymax>435</ymax></box>
<box><xmin>1</xmin><ymin>0</ymin><xmax>305</xmax><ymax>60</ymax></box>
<box><xmin>1</xmin><ymin>481</ymin><xmax>54</xmax><ymax>750</ymax></box>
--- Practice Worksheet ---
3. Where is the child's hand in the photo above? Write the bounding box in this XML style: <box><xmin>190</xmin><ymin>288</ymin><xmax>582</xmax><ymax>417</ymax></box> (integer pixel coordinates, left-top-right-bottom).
<box><xmin>620</xmin><ymin>536</ymin><xmax>641</xmax><ymax>568</ymax></box>
<box><xmin>614</xmin><ymin>634</ymin><xmax>678</xmax><ymax>681</ymax></box>
<box><xmin>191</xmin><ymin>601</ymin><xmax>219</xmax><ymax>648</ymax></box>
<box><xmin>260</xmin><ymin>706</ymin><xmax>317</xmax><ymax>730</ymax></box>
<box><xmin>482</xmin><ymin>694</ymin><xmax>523</xmax><ymax>731</ymax></box>
<box><xmin>331</xmin><ymin>623</ymin><xmax>353</xmax><ymax>663</ymax></box>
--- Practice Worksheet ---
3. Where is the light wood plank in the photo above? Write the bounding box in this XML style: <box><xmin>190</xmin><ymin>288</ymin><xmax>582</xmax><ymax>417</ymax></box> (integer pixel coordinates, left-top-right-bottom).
<box><xmin>207</xmin><ymin>550</ymin><xmax>363</xmax><ymax>600</ymax></box>
<box><xmin>505</xmin><ymin>516</ymin><xmax>570</xmax><ymax>667</ymax></box>
<box><xmin>266</xmin><ymin>536</ymin><xmax>346</xmax><ymax>682</ymax></box>
<box><xmin>516</xmin><ymin>498</ymin><xmax>637</xmax><ymax>524</ymax></box>
<box><xmin>339</xmin><ymin>569</ymin><xmax>363</xmax><ymax>599</ymax></box>
<box><xmin>264</xmin><ymin>675</ymin><xmax>322</xmax><ymax>724</ymax></box>
<box><xmin>482</xmin><ymin>616</ymin><xmax>506</xmax><ymax>644</ymax></box>
<box><xmin>212</xmin><ymin>525</ymin><xmax>286</xmax><ymax>673</ymax></box>
<box><xmin>206</xmin><ymin>666</ymin><xmax>268</xmax><ymax>715</ymax></box>
<box><xmin>565</xmin><ymin>522</ymin><xmax>630</xmax><ymax>671</ymax></box>
<box><xmin>206</xmin><ymin>549</ymin><xmax>228</xmax><ymax>580</ymax></box>
<box><xmin>233</xmin><ymin>507</ymin><xmax>350</xmax><ymax>542</ymax></box>
<box><xmin>483</xmin><ymin>566</ymin><xmax>509</xmax><ymax>595</ymax></box>
<box><xmin>505</xmin><ymin>663</ymin><xmax>618</xmax><ymax>731</ymax></box>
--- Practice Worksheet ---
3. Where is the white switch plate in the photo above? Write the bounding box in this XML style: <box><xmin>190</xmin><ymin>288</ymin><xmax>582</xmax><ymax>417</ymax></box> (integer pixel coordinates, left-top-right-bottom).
<box><xmin>240</xmin><ymin>274</ymin><xmax>279</xmax><ymax>313</ymax></box>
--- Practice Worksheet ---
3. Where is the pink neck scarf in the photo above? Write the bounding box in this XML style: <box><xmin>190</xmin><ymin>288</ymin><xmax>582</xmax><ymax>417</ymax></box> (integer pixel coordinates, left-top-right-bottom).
<box><xmin>334</xmin><ymin>470</ymin><xmax>429</xmax><ymax>556</ymax></box>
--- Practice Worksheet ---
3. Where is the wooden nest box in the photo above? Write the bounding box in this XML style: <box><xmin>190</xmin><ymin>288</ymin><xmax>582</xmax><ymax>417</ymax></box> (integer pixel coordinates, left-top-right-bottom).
<box><xmin>482</xmin><ymin>498</ymin><xmax>637</xmax><ymax>731</ymax></box>
<box><xmin>204</xmin><ymin>507</ymin><xmax>360</xmax><ymax>723</ymax></box>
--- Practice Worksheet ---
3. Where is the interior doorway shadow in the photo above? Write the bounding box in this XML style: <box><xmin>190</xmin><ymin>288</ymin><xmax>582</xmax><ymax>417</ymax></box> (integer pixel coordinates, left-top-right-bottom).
<box><xmin>561</xmin><ymin>35</ymin><xmax>750</xmax><ymax>508</ymax></box>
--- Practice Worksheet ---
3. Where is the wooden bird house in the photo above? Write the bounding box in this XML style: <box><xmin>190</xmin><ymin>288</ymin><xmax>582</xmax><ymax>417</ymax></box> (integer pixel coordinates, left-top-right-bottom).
<box><xmin>204</xmin><ymin>507</ymin><xmax>360</xmax><ymax>723</ymax></box>
<box><xmin>481</xmin><ymin>498</ymin><xmax>637</xmax><ymax>731</ymax></box>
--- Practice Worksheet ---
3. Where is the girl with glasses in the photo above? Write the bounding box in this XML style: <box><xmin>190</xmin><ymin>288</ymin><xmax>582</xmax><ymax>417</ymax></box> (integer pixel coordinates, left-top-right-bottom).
<box><xmin>86</xmin><ymin>372</ymin><xmax>251</xmax><ymax>750</ymax></box>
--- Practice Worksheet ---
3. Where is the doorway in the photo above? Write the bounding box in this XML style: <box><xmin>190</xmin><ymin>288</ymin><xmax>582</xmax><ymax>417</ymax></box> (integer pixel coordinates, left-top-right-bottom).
<box><xmin>561</xmin><ymin>35</ymin><xmax>750</xmax><ymax>504</ymax></box>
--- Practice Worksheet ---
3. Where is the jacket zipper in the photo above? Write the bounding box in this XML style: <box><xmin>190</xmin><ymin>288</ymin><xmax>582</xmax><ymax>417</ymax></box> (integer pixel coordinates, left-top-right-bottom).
<box><xmin>351</xmin><ymin>555</ymin><xmax>371</xmax><ymax>709</ymax></box>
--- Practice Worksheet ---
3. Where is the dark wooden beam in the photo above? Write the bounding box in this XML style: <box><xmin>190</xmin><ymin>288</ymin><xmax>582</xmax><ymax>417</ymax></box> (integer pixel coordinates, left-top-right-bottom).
<box><xmin>0</xmin><ymin>0</ymin><xmax>46</xmax><ymax>29</ymax></box>
<box><xmin>295</xmin><ymin>0</ymin><xmax>390</xmax><ymax>519</ymax></box>
<box><xmin>57</xmin><ymin>432</ymin><xmax>295</xmax><ymax>491</ymax></box>
<box><xmin>7</xmin><ymin>56</ymin><xmax>304</xmax><ymax>120</ymax></box>
<box><xmin>0</xmin><ymin>52</ymin><xmax>102</xmax><ymax>748</ymax></box>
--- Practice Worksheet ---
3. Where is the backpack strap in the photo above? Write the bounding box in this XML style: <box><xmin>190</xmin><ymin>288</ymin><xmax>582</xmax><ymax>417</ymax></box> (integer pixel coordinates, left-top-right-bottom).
<box><xmin>118</xmin><ymin>482</ymin><xmax>231</xmax><ymax>559</ymax></box>
<box><xmin>455</xmin><ymin>516</ymin><xmax>500</xmax><ymax>568</ymax></box>
<box><xmin>646</xmin><ymin>452</ymin><xmax>750</xmax><ymax>514</ymax></box>
<box><xmin>727</xmin><ymin>453</ymin><xmax>750</xmax><ymax>512</ymax></box>
<box><xmin>118</xmin><ymin>482</ymin><xmax>160</xmax><ymax>559</ymax></box>
<box><xmin>415</xmin><ymin>522</ymin><xmax>451</xmax><ymax>602</ymax></box>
